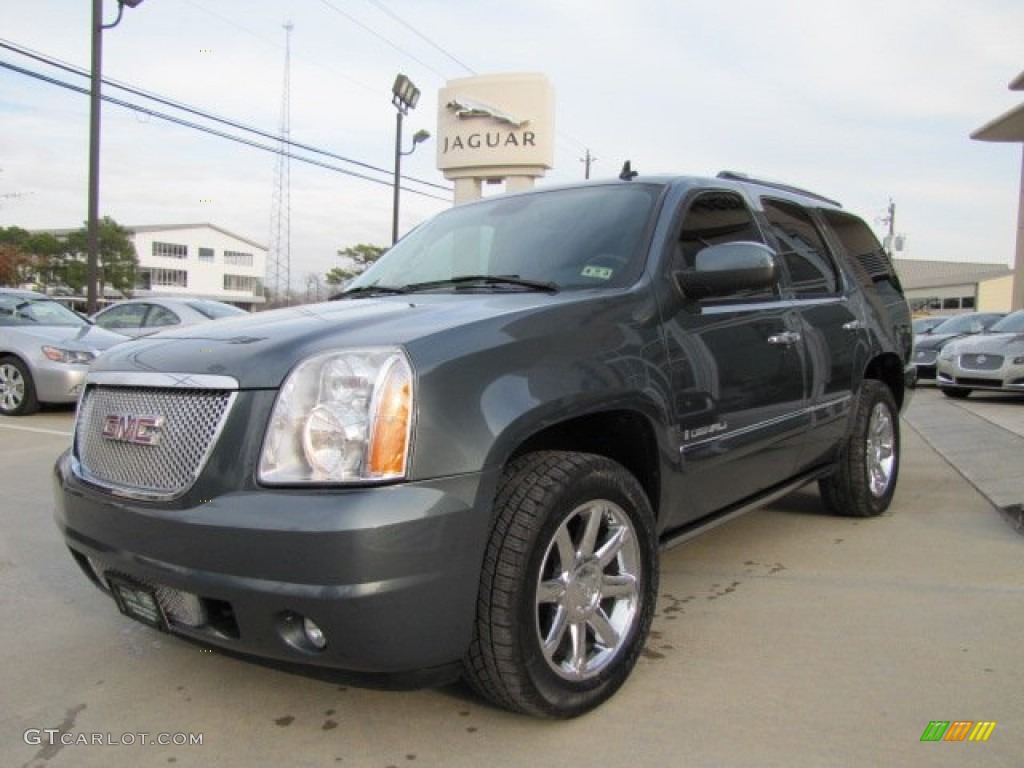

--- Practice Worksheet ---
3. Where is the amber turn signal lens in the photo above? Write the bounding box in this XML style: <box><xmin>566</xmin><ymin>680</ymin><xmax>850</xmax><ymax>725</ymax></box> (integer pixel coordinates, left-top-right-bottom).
<box><xmin>367</xmin><ymin>359</ymin><xmax>412</xmax><ymax>478</ymax></box>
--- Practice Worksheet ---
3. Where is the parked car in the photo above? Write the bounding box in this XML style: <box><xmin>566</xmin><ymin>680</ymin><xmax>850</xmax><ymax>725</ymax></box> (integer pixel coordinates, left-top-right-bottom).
<box><xmin>0</xmin><ymin>288</ymin><xmax>125</xmax><ymax>416</ymax></box>
<box><xmin>91</xmin><ymin>297</ymin><xmax>247</xmax><ymax>338</ymax></box>
<box><xmin>53</xmin><ymin>171</ymin><xmax>914</xmax><ymax>718</ymax></box>
<box><xmin>936</xmin><ymin>309</ymin><xmax>1024</xmax><ymax>398</ymax></box>
<box><xmin>912</xmin><ymin>316</ymin><xmax>948</xmax><ymax>335</ymax></box>
<box><xmin>911</xmin><ymin>311</ymin><xmax>1005</xmax><ymax>379</ymax></box>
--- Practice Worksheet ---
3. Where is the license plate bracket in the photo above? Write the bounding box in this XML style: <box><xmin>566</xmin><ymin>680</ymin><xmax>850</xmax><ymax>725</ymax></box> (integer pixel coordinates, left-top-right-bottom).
<box><xmin>107</xmin><ymin>575</ymin><xmax>168</xmax><ymax>632</ymax></box>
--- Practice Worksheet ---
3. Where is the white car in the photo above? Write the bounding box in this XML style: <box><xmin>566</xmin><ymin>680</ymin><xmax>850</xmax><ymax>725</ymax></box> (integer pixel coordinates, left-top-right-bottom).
<box><xmin>91</xmin><ymin>297</ymin><xmax>247</xmax><ymax>338</ymax></box>
<box><xmin>937</xmin><ymin>310</ymin><xmax>1024</xmax><ymax>398</ymax></box>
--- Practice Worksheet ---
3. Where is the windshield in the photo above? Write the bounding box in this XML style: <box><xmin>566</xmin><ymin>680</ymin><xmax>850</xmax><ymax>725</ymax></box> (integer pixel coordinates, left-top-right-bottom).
<box><xmin>930</xmin><ymin>313</ymin><xmax>1000</xmax><ymax>334</ymax></box>
<box><xmin>913</xmin><ymin>317</ymin><xmax>945</xmax><ymax>334</ymax></box>
<box><xmin>187</xmin><ymin>301</ymin><xmax>247</xmax><ymax>320</ymax></box>
<box><xmin>0</xmin><ymin>294</ymin><xmax>88</xmax><ymax>327</ymax></box>
<box><xmin>346</xmin><ymin>184</ymin><xmax>663</xmax><ymax>294</ymax></box>
<box><xmin>989</xmin><ymin>310</ymin><xmax>1024</xmax><ymax>334</ymax></box>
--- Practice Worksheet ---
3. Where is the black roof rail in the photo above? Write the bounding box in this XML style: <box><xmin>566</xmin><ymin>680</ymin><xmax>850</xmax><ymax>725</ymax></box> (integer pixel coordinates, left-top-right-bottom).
<box><xmin>716</xmin><ymin>170</ymin><xmax>842</xmax><ymax>208</ymax></box>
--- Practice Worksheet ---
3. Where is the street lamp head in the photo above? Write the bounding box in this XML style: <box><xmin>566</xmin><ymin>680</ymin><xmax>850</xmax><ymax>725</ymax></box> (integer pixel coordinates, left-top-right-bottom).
<box><xmin>412</xmin><ymin>129</ymin><xmax>431</xmax><ymax>146</ymax></box>
<box><xmin>391</xmin><ymin>74</ymin><xmax>421</xmax><ymax>113</ymax></box>
<box><xmin>121</xmin><ymin>0</ymin><xmax>145</xmax><ymax>7</ymax></box>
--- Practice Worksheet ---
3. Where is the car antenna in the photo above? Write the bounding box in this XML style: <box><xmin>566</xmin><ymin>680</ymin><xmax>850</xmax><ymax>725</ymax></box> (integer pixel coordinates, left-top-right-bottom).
<box><xmin>619</xmin><ymin>160</ymin><xmax>638</xmax><ymax>181</ymax></box>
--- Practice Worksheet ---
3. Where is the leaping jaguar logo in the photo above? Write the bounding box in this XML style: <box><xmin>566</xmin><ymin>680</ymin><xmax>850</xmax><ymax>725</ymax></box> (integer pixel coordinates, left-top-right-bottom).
<box><xmin>445</xmin><ymin>97</ymin><xmax>529</xmax><ymax>128</ymax></box>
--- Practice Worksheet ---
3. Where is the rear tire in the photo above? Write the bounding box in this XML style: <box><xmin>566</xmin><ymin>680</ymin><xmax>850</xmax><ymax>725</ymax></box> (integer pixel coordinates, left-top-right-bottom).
<box><xmin>0</xmin><ymin>356</ymin><xmax>39</xmax><ymax>416</ymax></box>
<box><xmin>463</xmin><ymin>451</ymin><xmax>658</xmax><ymax>718</ymax></box>
<box><xmin>819</xmin><ymin>380</ymin><xmax>899</xmax><ymax>518</ymax></box>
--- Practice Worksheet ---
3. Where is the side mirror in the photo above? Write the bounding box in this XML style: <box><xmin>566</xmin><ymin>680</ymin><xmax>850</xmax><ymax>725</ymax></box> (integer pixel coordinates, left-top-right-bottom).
<box><xmin>969</xmin><ymin>322</ymin><xmax>983</xmax><ymax>333</ymax></box>
<box><xmin>674</xmin><ymin>241</ymin><xmax>779</xmax><ymax>300</ymax></box>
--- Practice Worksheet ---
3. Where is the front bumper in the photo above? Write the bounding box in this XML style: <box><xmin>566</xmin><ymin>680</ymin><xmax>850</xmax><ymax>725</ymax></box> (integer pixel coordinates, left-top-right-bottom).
<box><xmin>911</xmin><ymin>348</ymin><xmax>938</xmax><ymax>380</ymax></box>
<box><xmin>54</xmin><ymin>450</ymin><xmax>498</xmax><ymax>674</ymax></box>
<box><xmin>936</xmin><ymin>357</ymin><xmax>1024</xmax><ymax>393</ymax></box>
<box><xmin>33</xmin><ymin>361</ymin><xmax>88</xmax><ymax>404</ymax></box>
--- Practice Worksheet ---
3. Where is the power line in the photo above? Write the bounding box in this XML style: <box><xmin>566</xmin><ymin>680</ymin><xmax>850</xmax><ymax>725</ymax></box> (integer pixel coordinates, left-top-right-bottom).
<box><xmin>181</xmin><ymin>0</ymin><xmax>380</xmax><ymax>96</ymax></box>
<box><xmin>317</xmin><ymin>0</ymin><xmax>449</xmax><ymax>81</ymax></box>
<box><xmin>314</xmin><ymin>5</ymin><xmax>592</xmax><ymax>163</ymax></box>
<box><xmin>362</xmin><ymin>0</ymin><xmax>476</xmax><ymax>76</ymax></box>
<box><xmin>0</xmin><ymin>38</ymin><xmax>450</xmax><ymax>194</ymax></box>
<box><xmin>0</xmin><ymin>58</ymin><xmax>451</xmax><ymax>202</ymax></box>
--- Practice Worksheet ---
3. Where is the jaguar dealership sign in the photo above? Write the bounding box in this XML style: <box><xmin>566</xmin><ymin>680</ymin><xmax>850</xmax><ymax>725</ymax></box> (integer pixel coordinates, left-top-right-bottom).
<box><xmin>436</xmin><ymin>73</ymin><xmax>555</xmax><ymax>202</ymax></box>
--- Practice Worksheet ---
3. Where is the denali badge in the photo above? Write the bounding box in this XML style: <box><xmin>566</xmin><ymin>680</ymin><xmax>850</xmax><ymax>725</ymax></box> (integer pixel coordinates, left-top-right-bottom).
<box><xmin>101</xmin><ymin>414</ymin><xmax>164</xmax><ymax>446</ymax></box>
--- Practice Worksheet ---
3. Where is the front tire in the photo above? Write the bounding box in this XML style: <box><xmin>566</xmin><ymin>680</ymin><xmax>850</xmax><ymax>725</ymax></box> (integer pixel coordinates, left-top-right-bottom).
<box><xmin>941</xmin><ymin>386</ymin><xmax>971</xmax><ymax>399</ymax></box>
<box><xmin>464</xmin><ymin>451</ymin><xmax>658</xmax><ymax>718</ymax></box>
<box><xmin>819</xmin><ymin>380</ymin><xmax>900</xmax><ymax>518</ymax></box>
<box><xmin>0</xmin><ymin>356</ymin><xmax>39</xmax><ymax>416</ymax></box>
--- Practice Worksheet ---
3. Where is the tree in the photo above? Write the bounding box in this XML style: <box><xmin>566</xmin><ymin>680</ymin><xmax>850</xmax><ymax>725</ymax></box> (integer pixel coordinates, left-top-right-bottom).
<box><xmin>64</xmin><ymin>217</ymin><xmax>138</xmax><ymax>297</ymax></box>
<box><xmin>23</xmin><ymin>232</ymin><xmax>64</xmax><ymax>289</ymax></box>
<box><xmin>0</xmin><ymin>226</ymin><xmax>30</xmax><ymax>286</ymax></box>
<box><xmin>326</xmin><ymin>243</ymin><xmax>385</xmax><ymax>286</ymax></box>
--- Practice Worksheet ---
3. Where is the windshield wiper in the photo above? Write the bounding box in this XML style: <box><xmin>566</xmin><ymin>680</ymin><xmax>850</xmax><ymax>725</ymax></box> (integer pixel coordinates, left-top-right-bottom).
<box><xmin>401</xmin><ymin>275</ymin><xmax>559</xmax><ymax>294</ymax></box>
<box><xmin>333</xmin><ymin>284</ymin><xmax>409</xmax><ymax>300</ymax></box>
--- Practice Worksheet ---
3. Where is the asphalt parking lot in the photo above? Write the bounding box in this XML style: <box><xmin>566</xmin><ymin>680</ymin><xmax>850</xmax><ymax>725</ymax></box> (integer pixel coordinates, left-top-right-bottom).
<box><xmin>2</xmin><ymin>388</ymin><xmax>1022</xmax><ymax>768</ymax></box>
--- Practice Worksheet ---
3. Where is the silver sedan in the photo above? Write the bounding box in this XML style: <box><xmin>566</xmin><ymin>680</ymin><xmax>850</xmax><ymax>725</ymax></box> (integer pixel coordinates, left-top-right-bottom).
<box><xmin>936</xmin><ymin>309</ymin><xmax>1024</xmax><ymax>398</ymax></box>
<box><xmin>0</xmin><ymin>289</ymin><xmax>125</xmax><ymax>416</ymax></box>
<box><xmin>91</xmin><ymin>297</ymin><xmax>247</xmax><ymax>338</ymax></box>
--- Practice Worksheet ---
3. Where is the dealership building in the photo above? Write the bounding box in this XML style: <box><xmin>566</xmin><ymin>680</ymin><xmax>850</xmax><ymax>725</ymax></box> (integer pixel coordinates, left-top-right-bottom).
<box><xmin>894</xmin><ymin>258</ymin><xmax>1014</xmax><ymax>315</ymax></box>
<box><xmin>40</xmin><ymin>222</ymin><xmax>267</xmax><ymax>310</ymax></box>
<box><xmin>971</xmin><ymin>70</ymin><xmax>1024</xmax><ymax>311</ymax></box>
<box><xmin>126</xmin><ymin>223</ymin><xmax>267</xmax><ymax>310</ymax></box>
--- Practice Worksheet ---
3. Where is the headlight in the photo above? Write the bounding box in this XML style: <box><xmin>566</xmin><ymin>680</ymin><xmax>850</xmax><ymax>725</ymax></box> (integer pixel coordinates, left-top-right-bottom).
<box><xmin>258</xmin><ymin>348</ymin><xmax>414</xmax><ymax>484</ymax></box>
<box><xmin>938</xmin><ymin>347</ymin><xmax>957</xmax><ymax>361</ymax></box>
<box><xmin>41</xmin><ymin>346</ymin><xmax>95</xmax><ymax>365</ymax></box>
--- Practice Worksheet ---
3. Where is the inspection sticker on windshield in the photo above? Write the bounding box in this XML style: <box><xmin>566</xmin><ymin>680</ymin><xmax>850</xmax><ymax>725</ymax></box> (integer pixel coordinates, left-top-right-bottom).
<box><xmin>581</xmin><ymin>265</ymin><xmax>614</xmax><ymax>280</ymax></box>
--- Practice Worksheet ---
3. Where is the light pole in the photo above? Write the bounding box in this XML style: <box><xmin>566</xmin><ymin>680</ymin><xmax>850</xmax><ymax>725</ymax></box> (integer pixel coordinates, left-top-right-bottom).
<box><xmin>87</xmin><ymin>0</ymin><xmax>143</xmax><ymax>314</ymax></box>
<box><xmin>391</xmin><ymin>74</ymin><xmax>428</xmax><ymax>245</ymax></box>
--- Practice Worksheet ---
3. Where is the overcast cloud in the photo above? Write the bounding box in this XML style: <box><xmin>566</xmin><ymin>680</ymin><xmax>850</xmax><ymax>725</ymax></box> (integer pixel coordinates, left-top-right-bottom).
<box><xmin>1</xmin><ymin>0</ymin><xmax>1022</xmax><ymax>283</ymax></box>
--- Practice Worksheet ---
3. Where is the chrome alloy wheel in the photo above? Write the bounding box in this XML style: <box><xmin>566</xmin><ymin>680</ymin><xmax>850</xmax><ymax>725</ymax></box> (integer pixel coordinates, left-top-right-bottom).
<box><xmin>866</xmin><ymin>401</ymin><xmax>896</xmax><ymax>498</ymax></box>
<box><xmin>534</xmin><ymin>499</ymin><xmax>642</xmax><ymax>682</ymax></box>
<box><xmin>0</xmin><ymin>362</ymin><xmax>26</xmax><ymax>412</ymax></box>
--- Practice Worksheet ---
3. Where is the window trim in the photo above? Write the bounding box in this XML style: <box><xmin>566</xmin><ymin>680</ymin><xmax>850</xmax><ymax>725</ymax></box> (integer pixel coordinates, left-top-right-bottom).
<box><xmin>668</xmin><ymin>187</ymin><xmax>782</xmax><ymax>305</ymax></box>
<box><xmin>760</xmin><ymin>196</ymin><xmax>843</xmax><ymax>299</ymax></box>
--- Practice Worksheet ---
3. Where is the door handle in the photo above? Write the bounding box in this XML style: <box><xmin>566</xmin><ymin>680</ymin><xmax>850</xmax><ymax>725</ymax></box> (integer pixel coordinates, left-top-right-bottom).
<box><xmin>767</xmin><ymin>331</ymin><xmax>801</xmax><ymax>346</ymax></box>
<box><xmin>843</xmin><ymin>320</ymin><xmax>865</xmax><ymax>331</ymax></box>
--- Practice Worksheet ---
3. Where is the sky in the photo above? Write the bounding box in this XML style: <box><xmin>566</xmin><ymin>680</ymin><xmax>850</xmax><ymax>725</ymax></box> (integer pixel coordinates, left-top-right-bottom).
<box><xmin>1</xmin><ymin>0</ymin><xmax>1022</xmax><ymax>286</ymax></box>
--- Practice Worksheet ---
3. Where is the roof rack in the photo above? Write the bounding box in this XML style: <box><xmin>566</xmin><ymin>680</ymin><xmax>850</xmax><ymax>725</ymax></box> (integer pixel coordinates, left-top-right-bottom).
<box><xmin>716</xmin><ymin>170</ymin><xmax>842</xmax><ymax>208</ymax></box>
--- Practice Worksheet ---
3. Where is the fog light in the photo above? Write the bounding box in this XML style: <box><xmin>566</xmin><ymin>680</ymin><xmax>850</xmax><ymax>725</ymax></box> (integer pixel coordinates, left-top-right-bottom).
<box><xmin>303</xmin><ymin>617</ymin><xmax>327</xmax><ymax>649</ymax></box>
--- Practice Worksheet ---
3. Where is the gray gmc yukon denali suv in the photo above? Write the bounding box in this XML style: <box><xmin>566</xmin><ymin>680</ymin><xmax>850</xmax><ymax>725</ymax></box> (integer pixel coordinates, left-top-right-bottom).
<box><xmin>54</xmin><ymin>171</ymin><xmax>914</xmax><ymax>718</ymax></box>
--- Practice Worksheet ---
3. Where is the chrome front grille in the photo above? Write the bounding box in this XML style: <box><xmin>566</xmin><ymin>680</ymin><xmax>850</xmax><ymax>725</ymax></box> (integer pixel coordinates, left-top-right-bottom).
<box><xmin>75</xmin><ymin>384</ymin><xmax>235</xmax><ymax>499</ymax></box>
<box><xmin>960</xmin><ymin>353</ymin><xmax>1003</xmax><ymax>371</ymax></box>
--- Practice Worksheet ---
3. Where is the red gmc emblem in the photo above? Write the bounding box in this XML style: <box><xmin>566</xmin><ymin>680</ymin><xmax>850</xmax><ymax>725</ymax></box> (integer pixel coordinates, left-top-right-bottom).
<box><xmin>101</xmin><ymin>414</ymin><xmax>165</xmax><ymax>446</ymax></box>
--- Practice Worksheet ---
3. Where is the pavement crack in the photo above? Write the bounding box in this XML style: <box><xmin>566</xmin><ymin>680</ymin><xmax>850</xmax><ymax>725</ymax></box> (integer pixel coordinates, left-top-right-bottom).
<box><xmin>22</xmin><ymin>703</ymin><xmax>86</xmax><ymax>767</ymax></box>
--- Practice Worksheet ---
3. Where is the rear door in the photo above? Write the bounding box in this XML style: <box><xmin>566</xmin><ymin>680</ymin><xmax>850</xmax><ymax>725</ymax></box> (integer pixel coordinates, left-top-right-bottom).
<box><xmin>760</xmin><ymin>198</ymin><xmax>863</xmax><ymax>471</ymax></box>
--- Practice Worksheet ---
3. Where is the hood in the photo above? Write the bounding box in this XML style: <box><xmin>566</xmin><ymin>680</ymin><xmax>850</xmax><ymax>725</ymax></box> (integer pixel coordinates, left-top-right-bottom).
<box><xmin>89</xmin><ymin>293</ymin><xmax>562</xmax><ymax>388</ymax></box>
<box><xmin>10</xmin><ymin>323</ymin><xmax>126</xmax><ymax>352</ymax></box>
<box><xmin>914</xmin><ymin>331</ymin><xmax>971</xmax><ymax>350</ymax></box>
<box><xmin>946</xmin><ymin>332</ymin><xmax>1024</xmax><ymax>356</ymax></box>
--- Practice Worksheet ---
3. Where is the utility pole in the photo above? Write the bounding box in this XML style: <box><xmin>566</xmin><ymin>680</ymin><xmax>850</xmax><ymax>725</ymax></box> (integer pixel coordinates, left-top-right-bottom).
<box><xmin>879</xmin><ymin>198</ymin><xmax>897</xmax><ymax>255</ymax></box>
<box><xmin>86</xmin><ymin>0</ymin><xmax>144</xmax><ymax>315</ymax></box>
<box><xmin>580</xmin><ymin>149</ymin><xmax>595</xmax><ymax>179</ymax></box>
